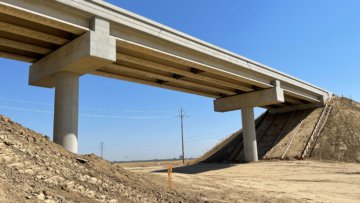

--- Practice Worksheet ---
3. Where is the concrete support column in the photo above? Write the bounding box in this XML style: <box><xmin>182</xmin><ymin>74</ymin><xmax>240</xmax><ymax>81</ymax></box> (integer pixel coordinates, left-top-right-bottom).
<box><xmin>53</xmin><ymin>72</ymin><xmax>79</xmax><ymax>153</ymax></box>
<box><xmin>241</xmin><ymin>106</ymin><xmax>258</xmax><ymax>162</ymax></box>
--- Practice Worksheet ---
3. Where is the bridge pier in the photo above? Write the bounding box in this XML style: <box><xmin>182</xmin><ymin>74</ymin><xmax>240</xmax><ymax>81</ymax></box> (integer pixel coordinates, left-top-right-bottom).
<box><xmin>214</xmin><ymin>81</ymin><xmax>285</xmax><ymax>162</ymax></box>
<box><xmin>53</xmin><ymin>72</ymin><xmax>79</xmax><ymax>153</ymax></box>
<box><xmin>28</xmin><ymin>17</ymin><xmax>116</xmax><ymax>153</ymax></box>
<box><xmin>241</xmin><ymin>106</ymin><xmax>258</xmax><ymax>162</ymax></box>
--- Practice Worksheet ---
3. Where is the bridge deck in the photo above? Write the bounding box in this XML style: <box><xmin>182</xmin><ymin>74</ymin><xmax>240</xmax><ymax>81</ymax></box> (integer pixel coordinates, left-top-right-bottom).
<box><xmin>0</xmin><ymin>0</ymin><xmax>331</xmax><ymax>109</ymax></box>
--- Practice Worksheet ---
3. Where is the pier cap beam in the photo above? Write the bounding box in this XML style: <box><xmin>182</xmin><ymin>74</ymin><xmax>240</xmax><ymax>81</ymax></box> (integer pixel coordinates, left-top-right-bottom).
<box><xmin>214</xmin><ymin>81</ymin><xmax>285</xmax><ymax>112</ymax></box>
<box><xmin>29</xmin><ymin>17</ymin><xmax>116</xmax><ymax>88</ymax></box>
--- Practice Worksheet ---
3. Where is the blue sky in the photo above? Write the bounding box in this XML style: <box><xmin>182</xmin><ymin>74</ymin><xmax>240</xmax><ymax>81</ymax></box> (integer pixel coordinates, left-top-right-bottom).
<box><xmin>0</xmin><ymin>0</ymin><xmax>359</xmax><ymax>161</ymax></box>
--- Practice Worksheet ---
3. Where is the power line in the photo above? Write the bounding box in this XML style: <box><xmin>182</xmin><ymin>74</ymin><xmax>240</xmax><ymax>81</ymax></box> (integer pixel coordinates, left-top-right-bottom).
<box><xmin>90</xmin><ymin>128</ymin><xmax>237</xmax><ymax>148</ymax></box>
<box><xmin>0</xmin><ymin>98</ymin><xmax>52</xmax><ymax>106</ymax></box>
<box><xmin>0</xmin><ymin>105</ymin><xmax>52</xmax><ymax>114</ymax></box>
<box><xmin>0</xmin><ymin>105</ymin><xmax>173</xmax><ymax>119</ymax></box>
<box><xmin>102</xmin><ymin>136</ymin><xmax>224</xmax><ymax>150</ymax></box>
<box><xmin>0</xmin><ymin>97</ymin><xmax>174</xmax><ymax>113</ymax></box>
<box><xmin>103</xmin><ymin>127</ymin><xmax>236</xmax><ymax>145</ymax></box>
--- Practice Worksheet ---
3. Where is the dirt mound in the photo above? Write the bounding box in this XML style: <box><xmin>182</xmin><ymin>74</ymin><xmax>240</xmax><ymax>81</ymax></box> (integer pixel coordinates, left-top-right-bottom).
<box><xmin>0</xmin><ymin>115</ymin><xmax>203</xmax><ymax>202</ymax></box>
<box><xmin>312</xmin><ymin>97</ymin><xmax>360</xmax><ymax>161</ymax></box>
<box><xmin>196</xmin><ymin>108</ymin><xmax>322</xmax><ymax>163</ymax></box>
<box><xmin>197</xmin><ymin>97</ymin><xmax>360</xmax><ymax>163</ymax></box>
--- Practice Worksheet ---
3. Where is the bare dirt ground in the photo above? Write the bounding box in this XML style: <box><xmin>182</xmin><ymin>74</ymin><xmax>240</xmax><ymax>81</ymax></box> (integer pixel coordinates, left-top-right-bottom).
<box><xmin>120</xmin><ymin>160</ymin><xmax>360</xmax><ymax>203</ymax></box>
<box><xmin>0</xmin><ymin>115</ymin><xmax>204</xmax><ymax>202</ymax></box>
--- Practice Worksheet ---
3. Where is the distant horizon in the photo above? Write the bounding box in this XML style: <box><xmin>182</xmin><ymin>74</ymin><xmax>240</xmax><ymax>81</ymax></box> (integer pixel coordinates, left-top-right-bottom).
<box><xmin>112</xmin><ymin>157</ymin><xmax>197</xmax><ymax>163</ymax></box>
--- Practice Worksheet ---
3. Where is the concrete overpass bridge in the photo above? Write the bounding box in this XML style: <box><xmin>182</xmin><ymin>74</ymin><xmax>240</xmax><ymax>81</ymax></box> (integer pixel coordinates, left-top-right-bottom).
<box><xmin>0</xmin><ymin>0</ymin><xmax>331</xmax><ymax>162</ymax></box>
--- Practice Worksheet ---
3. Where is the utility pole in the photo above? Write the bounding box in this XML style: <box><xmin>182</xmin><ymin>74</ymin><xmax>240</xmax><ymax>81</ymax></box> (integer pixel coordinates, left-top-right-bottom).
<box><xmin>100</xmin><ymin>142</ymin><xmax>104</xmax><ymax>158</ymax></box>
<box><xmin>178</xmin><ymin>108</ymin><xmax>188</xmax><ymax>164</ymax></box>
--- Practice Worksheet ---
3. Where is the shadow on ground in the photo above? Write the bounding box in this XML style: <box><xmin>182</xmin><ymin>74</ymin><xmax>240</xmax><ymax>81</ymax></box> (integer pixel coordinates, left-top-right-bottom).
<box><xmin>152</xmin><ymin>163</ymin><xmax>236</xmax><ymax>174</ymax></box>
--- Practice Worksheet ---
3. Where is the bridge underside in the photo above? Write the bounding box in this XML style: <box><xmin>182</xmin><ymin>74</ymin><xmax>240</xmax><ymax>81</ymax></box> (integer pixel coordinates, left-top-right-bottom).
<box><xmin>0</xmin><ymin>0</ymin><xmax>332</xmax><ymax>162</ymax></box>
<box><xmin>0</xmin><ymin>11</ymin><xmax>319</xmax><ymax>108</ymax></box>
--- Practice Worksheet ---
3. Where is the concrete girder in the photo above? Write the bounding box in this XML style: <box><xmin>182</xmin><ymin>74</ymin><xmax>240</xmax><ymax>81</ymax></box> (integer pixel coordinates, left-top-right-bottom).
<box><xmin>284</xmin><ymin>96</ymin><xmax>304</xmax><ymax>105</ymax></box>
<box><xmin>93</xmin><ymin>70</ymin><xmax>220</xmax><ymax>98</ymax></box>
<box><xmin>0</xmin><ymin>37</ymin><xmax>52</xmax><ymax>55</ymax></box>
<box><xmin>103</xmin><ymin>64</ymin><xmax>237</xmax><ymax>96</ymax></box>
<box><xmin>269</xmin><ymin>103</ymin><xmax>325</xmax><ymax>114</ymax></box>
<box><xmin>0</xmin><ymin>21</ymin><xmax>69</xmax><ymax>45</ymax></box>
<box><xmin>0</xmin><ymin>51</ymin><xmax>36</xmax><ymax>63</ymax></box>
<box><xmin>115</xmin><ymin>39</ymin><xmax>330</xmax><ymax>103</ymax></box>
<box><xmin>116</xmin><ymin>53</ymin><xmax>254</xmax><ymax>92</ymax></box>
<box><xmin>0</xmin><ymin>0</ymin><xmax>89</xmax><ymax>34</ymax></box>
<box><xmin>281</xmin><ymin>83</ymin><xmax>321</xmax><ymax>103</ymax></box>
<box><xmin>116</xmin><ymin>40</ymin><xmax>272</xmax><ymax>89</ymax></box>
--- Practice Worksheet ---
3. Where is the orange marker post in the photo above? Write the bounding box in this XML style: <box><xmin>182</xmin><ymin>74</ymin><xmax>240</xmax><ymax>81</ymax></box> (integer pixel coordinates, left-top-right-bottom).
<box><xmin>167</xmin><ymin>165</ymin><xmax>173</xmax><ymax>190</ymax></box>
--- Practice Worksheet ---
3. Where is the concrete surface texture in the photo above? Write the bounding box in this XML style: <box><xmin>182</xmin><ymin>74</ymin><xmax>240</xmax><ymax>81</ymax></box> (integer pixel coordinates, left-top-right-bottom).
<box><xmin>214</xmin><ymin>80</ymin><xmax>285</xmax><ymax>112</ymax></box>
<box><xmin>53</xmin><ymin>72</ymin><xmax>79</xmax><ymax>153</ymax></box>
<box><xmin>241</xmin><ymin>106</ymin><xmax>258</xmax><ymax>162</ymax></box>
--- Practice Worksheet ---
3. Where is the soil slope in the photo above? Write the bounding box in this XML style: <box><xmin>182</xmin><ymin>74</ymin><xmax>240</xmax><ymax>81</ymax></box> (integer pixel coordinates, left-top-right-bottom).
<box><xmin>198</xmin><ymin>97</ymin><xmax>360</xmax><ymax>163</ymax></box>
<box><xmin>312</xmin><ymin>97</ymin><xmax>360</xmax><ymax>161</ymax></box>
<box><xmin>0</xmin><ymin>115</ymin><xmax>202</xmax><ymax>202</ymax></box>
